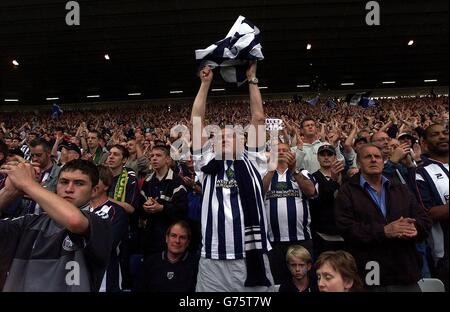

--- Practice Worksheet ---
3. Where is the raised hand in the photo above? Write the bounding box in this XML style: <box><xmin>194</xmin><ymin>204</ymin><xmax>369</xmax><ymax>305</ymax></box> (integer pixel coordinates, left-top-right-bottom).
<box><xmin>199</xmin><ymin>65</ymin><xmax>213</xmax><ymax>84</ymax></box>
<box><xmin>411</xmin><ymin>143</ymin><xmax>422</xmax><ymax>162</ymax></box>
<box><xmin>390</xmin><ymin>142</ymin><xmax>410</xmax><ymax>163</ymax></box>
<box><xmin>0</xmin><ymin>161</ymin><xmax>39</xmax><ymax>192</ymax></box>
<box><xmin>330</xmin><ymin>160</ymin><xmax>344</xmax><ymax>183</ymax></box>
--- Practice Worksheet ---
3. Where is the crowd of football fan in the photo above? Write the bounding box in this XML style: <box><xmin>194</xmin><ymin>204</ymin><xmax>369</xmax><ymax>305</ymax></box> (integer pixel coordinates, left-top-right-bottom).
<box><xmin>0</xmin><ymin>92</ymin><xmax>448</xmax><ymax>292</ymax></box>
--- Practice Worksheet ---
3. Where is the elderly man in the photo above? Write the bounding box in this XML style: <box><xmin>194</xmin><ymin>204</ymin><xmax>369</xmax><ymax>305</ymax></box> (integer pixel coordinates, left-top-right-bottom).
<box><xmin>335</xmin><ymin>144</ymin><xmax>431</xmax><ymax>291</ymax></box>
<box><xmin>371</xmin><ymin>131</ymin><xmax>413</xmax><ymax>185</ymax></box>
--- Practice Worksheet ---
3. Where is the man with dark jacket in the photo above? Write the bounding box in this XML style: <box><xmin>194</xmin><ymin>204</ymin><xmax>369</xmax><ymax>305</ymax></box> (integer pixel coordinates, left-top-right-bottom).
<box><xmin>311</xmin><ymin>144</ymin><xmax>345</xmax><ymax>256</ymax></box>
<box><xmin>335</xmin><ymin>144</ymin><xmax>431</xmax><ymax>291</ymax></box>
<box><xmin>139</xmin><ymin>145</ymin><xmax>188</xmax><ymax>256</ymax></box>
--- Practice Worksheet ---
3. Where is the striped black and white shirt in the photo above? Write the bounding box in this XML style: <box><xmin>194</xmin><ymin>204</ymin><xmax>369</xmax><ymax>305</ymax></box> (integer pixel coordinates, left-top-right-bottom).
<box><xmin>20</xmin><ymin>144</ymin><xmax>31</xmax><ymax>161</ymax></box>
<box><xmin>193</xmin><ymin>146</ymin><xmax>271</xmax><ymax>260</ymax></box>
<box><xmin>264</xmin><ymin>169</ymin><xmax>317</xmax><ymax>243</ymax></box>
<box><xmin>415</xmin><ymin>157</ymin><xmax>449</xmax><ymax>262</ymax></box>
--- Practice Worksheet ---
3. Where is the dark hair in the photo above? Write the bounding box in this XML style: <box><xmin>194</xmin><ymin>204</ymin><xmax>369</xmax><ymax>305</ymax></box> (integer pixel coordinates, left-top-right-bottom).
<box><xmin>153</xmin><ymin>139</ymin><xmax>165</xmax><ymax>146</ymax></box>
<box><xmin>300</xmin><ymin>116</ymin><xmax>316</xmax><ymax>128</ymax></box>
<box><xmin>88</xmin><ymin>130</ymin><xmax>101</xmax><ymax>139</ymax></box>
<box><xmin>29</xmin><ymin>138</ymin><xmax>51</xmax><ymax>152</ymax></box>
<box><xmin>152</xmin><ymin>144</ymin><xmax>170</xmax><ymax>156</ymax></box>
<box><xmin>315</xmin><ymin>250</ymin><xmax>363</xmax><ymax>292</ymax></box>
<box><xmin>423</xmin><ymin>123</ymin><xmax>446</xmax><ymax>141</ymax></box>
<box><xmin>110</xmin><ymin>144</ymin><xmax>129</xmax><ymax>159</ymax></box>
<box><xmin>96</xmin><ymin>164</ymin><xmax>113</xmax><ymax>187</ymax></box>
<box><xmin>8</xmin><ymin>148</ymin><xmax>24</xmax><ymax>158</ymax></box>
<box><xmin>166</xmin><ymin>220</ymin><xmax>192</xmax><ymax>241</ymax></box>
<box><xmin>58</xmin><ymin>159</ymin><xmax>99</xmax><ymax>187</ymax></box>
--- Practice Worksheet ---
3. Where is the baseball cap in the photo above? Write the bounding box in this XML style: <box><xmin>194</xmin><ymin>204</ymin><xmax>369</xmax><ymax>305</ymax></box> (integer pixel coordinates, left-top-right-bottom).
<box><xmin>58</xmin><ymin>141</ymin><xmax>81</xmax><ymax>156</ymax></box>
<box><xmin>354</xmin><ymin>135</ymin><xmax>368</xmax><ymax>145</ymax></box>
<box><xmin>398</xmin><ymin>132</ymin><xmax>414</xmax><ymax>141</ymax></box>
<box><xmin>318</xmin><ymin>144</ymin><xmax>336</xmax><ymax>155</ymax></box>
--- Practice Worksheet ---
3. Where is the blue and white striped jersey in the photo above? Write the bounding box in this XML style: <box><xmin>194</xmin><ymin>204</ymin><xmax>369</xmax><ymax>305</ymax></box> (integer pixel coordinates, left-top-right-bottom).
<box><xmin>193</xmin><ymin>146</ymin><xmax>271</xmax><ymax>260</ymax></box>
<box><xmin>415</xmin><ymin>158</ymin><xmax>449</xmax><ymax>262</ymax></box>
<box><xmin>264</xmin><ymin>169</ymin><xmax>317</xmax><ymax>242</ymax></box>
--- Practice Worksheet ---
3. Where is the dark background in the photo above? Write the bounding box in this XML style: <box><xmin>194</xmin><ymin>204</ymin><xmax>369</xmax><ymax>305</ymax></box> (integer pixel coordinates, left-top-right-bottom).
<box><xmin>0</xmin><ymin>0</ymin><xmax>448</xmax><ymax>104</ymax></box>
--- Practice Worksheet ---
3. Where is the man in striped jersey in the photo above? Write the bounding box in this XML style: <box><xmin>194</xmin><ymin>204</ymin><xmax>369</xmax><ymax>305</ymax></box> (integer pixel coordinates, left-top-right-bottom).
<box><xmin>89</xmin><ymin>165</ymin><xmax>128</xmax><ymax>292</ymax></box>
<box><xmin>191</xmin><ymin>62</ymin><xmax>274</xmax><ymax>292</ymax></box>
<box><xmin>415</xmin><ymin>123</ymin><xmax>449</xmax><ymax>290</ymax></box>
<box><xmin>263</xmin><ymin>142</ymin><xmax>317</xmax><ymax>284</ymax></box>
<box><xmin>20</xmin><ymin>132</ymin><xmax>37</xmax><ymax>162</ymax></box>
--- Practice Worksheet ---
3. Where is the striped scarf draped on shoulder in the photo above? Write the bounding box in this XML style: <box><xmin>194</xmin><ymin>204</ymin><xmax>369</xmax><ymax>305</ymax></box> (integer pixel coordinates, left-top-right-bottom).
<box><xmin>202</xmin><ymin>158</ymin><xmax>271</xmax><ymax>287</ymax></box>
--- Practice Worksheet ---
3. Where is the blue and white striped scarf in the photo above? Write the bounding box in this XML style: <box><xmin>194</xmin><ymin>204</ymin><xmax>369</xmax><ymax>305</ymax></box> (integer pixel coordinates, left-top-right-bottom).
<box><xmin>195</xmin><ymin>15</ymin><xmax>264</xmax><ymax>86</ymax></box>
<box><xmin>201</xmin><ymin>158</ymin><xmax>271</xmax><ymax>287</ymax></box>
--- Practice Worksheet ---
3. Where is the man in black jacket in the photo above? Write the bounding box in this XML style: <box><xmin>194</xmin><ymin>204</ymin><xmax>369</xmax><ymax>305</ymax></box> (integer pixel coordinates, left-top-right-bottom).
<box><xmin>311</xmin><ymin>144</ymin><xmax>345</xmax><ymax>257</ymax></box>
<box><xmin>335</xmin><ymin>144</ymin><xmax>431</xmax><ymax>291</ymax></box>
<box><xmin>139</xmin><ymin>145</ymin><xmax>188</xmax><ymax>256</ymax></box>
<box><xmin>140</xmin><ymin>220</ymin><xmax>199</xmax><ymax>292</ymax></box>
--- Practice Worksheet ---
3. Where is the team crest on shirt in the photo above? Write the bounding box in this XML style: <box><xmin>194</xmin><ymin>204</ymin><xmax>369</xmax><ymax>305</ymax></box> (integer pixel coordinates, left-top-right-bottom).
<box><xmin>167</xmin><ymin>272</ymin><xmax>174</xmax><ymax>280</ymax></box>
<box><xmin>226</xmin><ymin>167</ymin><xmax>235</xmax><ymax>179</ymax></box>
<box><xmin>94</xmin><ymin>205</ymin><xmax>112</xmax><ymax>220</ymax></box>
<box><xmin>62</xmin><ymin>235</ymin><xmax>76</xmax><ymax>252</ymax></box>
<box><xmin>435</xmin><ymin>173</ymin><xmax>444</xmax><ymax>179</ymax></box>
<box><xmin>276</xmin><ymin>182</ymin><xmax>288</xmax><ymax>191</ymax></box>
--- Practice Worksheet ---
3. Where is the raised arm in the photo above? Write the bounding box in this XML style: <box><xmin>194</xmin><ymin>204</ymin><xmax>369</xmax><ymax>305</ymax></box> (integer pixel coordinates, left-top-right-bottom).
<box><xmin>0</xmin><ymin>162</ymin><xmax>89</xmax><ymax>235</ymax></box>
<box><xmin>51</xmin><ymin>131</ymin><xmax>64</xmax><ymax>159</ymax></box>
<box><xmin>191</xmin><ymin>66</ymin><xmax>213</xmax><ymax>148</ymax></box>
<box><xmin>247</xmin><ymin>61</ymin><xmax>265</xmax><ymax>148</ymax></box>
<box><xmin>344</xmin><ymin>119</ymin><xmax>358</xmax><ymax>154</ymax></box>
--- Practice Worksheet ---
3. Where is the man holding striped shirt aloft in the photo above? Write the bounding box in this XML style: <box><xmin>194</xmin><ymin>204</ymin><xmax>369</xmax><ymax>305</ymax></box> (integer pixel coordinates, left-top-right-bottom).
<box><xmin>191</xmin><ymin>61</ymin><xmax>274</xmax><ymax>292</ymax></box>
<box><xmin>262</xmin><ymin>142</ymin><xmax>317</xmax><ymax>284</ymax></box>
